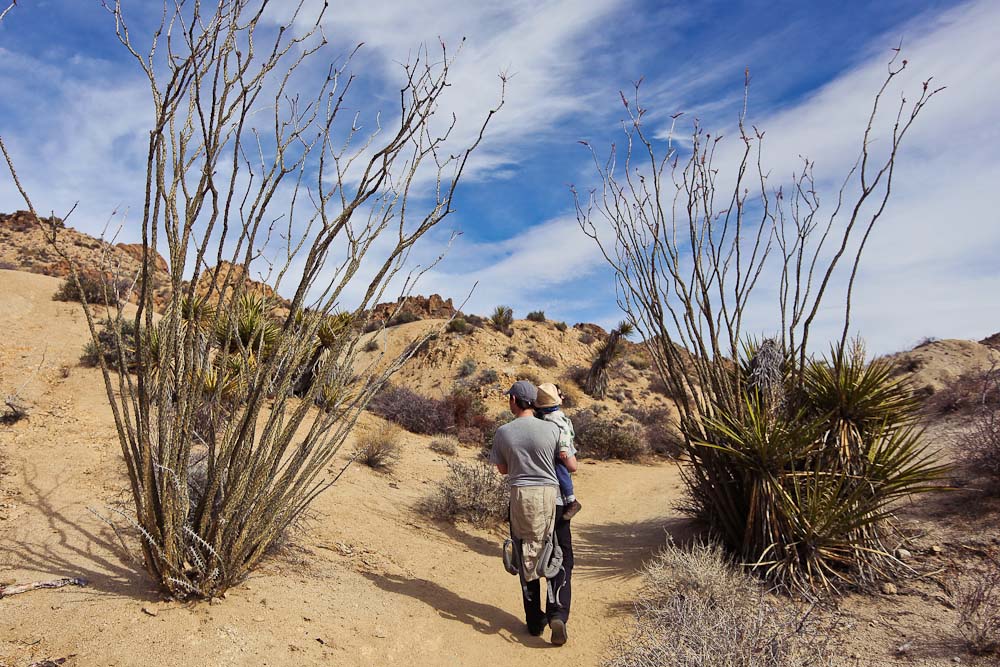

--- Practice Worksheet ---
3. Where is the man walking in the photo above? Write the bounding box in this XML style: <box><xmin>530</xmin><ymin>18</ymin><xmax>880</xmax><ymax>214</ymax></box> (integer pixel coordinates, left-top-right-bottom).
<box><xmin>490</xmin><ymin>380</ymin><xmax>578</xmax><ymax>646</ymax></box>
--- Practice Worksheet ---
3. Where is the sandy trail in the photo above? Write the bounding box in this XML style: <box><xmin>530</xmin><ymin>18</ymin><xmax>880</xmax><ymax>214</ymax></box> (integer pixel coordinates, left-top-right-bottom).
<box><xmin>0</xmin><ymin>271</ymin><xmax>687</xmax><ymax>667</ymax></box>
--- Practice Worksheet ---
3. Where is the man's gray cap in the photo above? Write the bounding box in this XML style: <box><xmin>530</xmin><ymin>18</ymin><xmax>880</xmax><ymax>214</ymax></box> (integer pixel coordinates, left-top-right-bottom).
<box><xmin>505</xmin><ymin>380</ymin><xmax>537</xmax><ymax>404</ymax></box>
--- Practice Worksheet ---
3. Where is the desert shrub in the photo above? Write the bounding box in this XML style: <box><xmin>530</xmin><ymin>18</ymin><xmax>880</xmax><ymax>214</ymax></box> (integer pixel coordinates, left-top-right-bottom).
<box><xmin>503</xmin><ymin>345</ymin><xmax>518</xmax><ymax>361</ymax></box>
<box><xmin>648</xmin><ymin>374</ymin><xmax>673</xmax><ymax>397</ymax></box>
<box><xmin>388</xmin><ymin>310</ymin><xmax>421</xmax><ymax>327</ymax></box>
<box><xmin>526</xmin><ymin>310</ymin><xmax>546</xmax><ymax>322</ymax></box>
<box><xmin>606</xmin><ymin>541</ymin><xmax>835</xmax><ymax>667</ymax></box>
<box><xmin>527</xmin><ymin>349</ymin><xmax>558</xmax><ymax>368</ymax></box>
<box><xmin>626</xmin><ymin>406</ymin><xmax>683</xmax><ymax>457</ymax></box>
<box><xmin>421</xmin><ymin>460</ymin><xmax>509</xmax><ymax>526</ymax></box>
<box><xmin>362</xmin><ymin>320</ymin><xmax>382</xmax><ymax>333</ymax></box>
<box><xmin>572</xmin><ymin>409</ymin><xmax>646</xmax><ymax>461</ymax></box>
<box><xmin>953</xmin><ymin>556</ymin><xmax>1000</xmax><ymax>655</ymax></box>
<box><xmin>627</xmin><ymin>355</ymin><xmax>651</xmax><ymax>371</ymax></box>
<box><xmin>926</xmin><ymin>366</ymin><xmax>1000</xmax><ymax>415</ymax></box>
<box><xmin>448</xmin><ymin>385</ymin><xmax>491</xmax><ymax>431</ymax></box>
<box><xmin>353</xmin><ymin>423</ymin><xmax>403</xmax><ymax>472</ymax></box>
<box><xmin>80</xmin><ymin>317</ymin><xmax>140</xmax><ymax>369</ymax></box>
<box><xmin>958</xmin><ymin>407</ymin><xmax>1000</xmax><ymax>489</ymax></box>
<box><xmin>478</xmin><ymin>368</ymin><xmax>499</xmax><ymax>385</ymax></box>
<box><xmin>363</xmin><ymin>339</ymin><xmax>379</xmax><ymax>352</ymax></box>
<box><xmin>53</xmin><ymin>271</ymin><xmax>128</xmax><ymax>306</ymax></box>
<box><xmin>490</xmin><ymin>305</ymin><xmax>513</xmax><ymax>331</ymax></box>
<box><xmin>458</xmin><ymin>356</ymin><xmax>477</xmax><ymax>377</ymax></box>
<box><xmin>517</xmin><ymin>367</ymin><xmax>542</xmax><ymax>386</ymax></box>
<box><xmin>455</xmin><ymin>426</ymin><xmax>485</xmax><ymax>446</ymax></box>
<box><xmin>429</xmin><ymin>437</ymin><xmax>458</xmax><ymax>456</ymax></box>
<box><xmin>465</xmin><ymin>313</ymin><xmax>486</xmax><ymax>328</ymax></box>
<box><xmin>557</xmin><ymin>382</ymin><xmax>581</xmax><ymax>409</ymax></box>
<box><xmin>578</xmin><ymin>332</ymin><xmax>596</xmax><ymax>345</ymax></box>
<box><xmin>915</xmin><ymin>336</ymin><xmax>939</xmax><ymax>348</ymax></box>
<box><xmin>554</xmin><ymin>321</ymin><xmax>567</xmax><ymax>332</ymax></box>
<box><xmin>446</xmin><ymin>317</ymin><xmax>468</xmax><ymax>334</ymax></box>
<box><xmin>368</xmin><ymin>385</ymin><xmax>452</xmax><ymax>435</ymax></box>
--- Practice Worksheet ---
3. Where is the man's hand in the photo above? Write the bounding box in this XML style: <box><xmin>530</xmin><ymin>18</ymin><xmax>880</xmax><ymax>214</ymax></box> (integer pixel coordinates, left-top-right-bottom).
<box><xmin>496</xmin><ymin>463</ymin><xmax>508</xmax><ymax>475</ymax></box>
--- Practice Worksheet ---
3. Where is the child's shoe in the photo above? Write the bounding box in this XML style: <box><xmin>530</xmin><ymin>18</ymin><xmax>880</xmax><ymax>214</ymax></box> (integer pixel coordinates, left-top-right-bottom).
<box><xmin>563</xmin><ymin>500</ymin><xmax>582</xmax><ymax>520</ymax></box>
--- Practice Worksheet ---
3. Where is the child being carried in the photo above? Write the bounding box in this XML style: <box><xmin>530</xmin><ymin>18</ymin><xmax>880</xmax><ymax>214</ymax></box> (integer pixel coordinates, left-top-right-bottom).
<box><xmin>534</xmin><ymin>382</ymin><xmax>582</xmax><ymax>520</ymax></box>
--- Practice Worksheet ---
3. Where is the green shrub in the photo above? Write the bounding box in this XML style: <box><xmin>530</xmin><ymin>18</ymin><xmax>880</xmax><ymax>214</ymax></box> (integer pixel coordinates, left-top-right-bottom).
<box><xmin>54</xmin><ymin>271</ymin><xmax>127</xmax><ymax>306</ymax></box>
<box><xmin>80</xmin><ymin>317</ymin><xmax>140</xmax><ymax>369</ymax></box>
<box><xmin>607</xmin><ymin>541</ymin><xmax>835</xmax><ymax>667</ymax></box>
<box><xmin>388</xmin><ymin>310</ymin><xmax>421</xmax><ymax>327</ymax></box>
<box><xmin>363</xmin><ymin>339</ymin><xmax>379</xmax><ymax>352</ymax></box>
<box><xmin>572</xmin><ymin>409</ymin><xmax>646</xmax><ymax>461</ymax></box>
<box><xmin>554</xmin><ymin>321</ymin><xmax>567</xmax><ymax>332</ymax></box>
<box><xmin>458</xmin><ymin>357</ymin><xmax>477</xmax><ymax>377</ymax></box>
<box><xmin>526</xmin><ymin>310</ymin><xmax>546</xmax><ymax>322</ymax></box>
<box><xmin>421</xmin><ymin>461</ymin><xmax>509</xmax><ymax>526</ymax></box>
<box><xmin>446</xmin><ymin>317</ymin><xmax>468</xmax><ymax>334</ymax></box>
<box><xmin>478</xmin><ymin>369</ymin><xmax>499</xmax><ymax>385</ymax></box>
<box><xmin>490</xmin><ymin>305</ymin><xmax>513</xmax><ymax>331</ymax></box>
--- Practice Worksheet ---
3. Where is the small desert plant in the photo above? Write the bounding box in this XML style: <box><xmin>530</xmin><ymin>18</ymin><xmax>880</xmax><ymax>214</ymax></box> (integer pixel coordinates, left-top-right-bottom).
<box><xmin>53</xmin><ymin>271</ymin><xmax>128</xmax><ymax>306</ymax></box>
<box><xmin>527</xmin><ymin>349</ymin><xmax>558</xmax><ymax>369</ymax></box>
<box><xmin>526</xmin><ymin>310</ymin><xmax>546</xmax><ymax>322</ymax></box>
<box><xmin>517</xmin><ymin>367</ymin><xmax>542</xmax><ymax>386</ymax></box>
<box><xmin>626</xmin><ymin>406</ymin><xmax>684</xmax><ymax>457</ymax></box>
<box><xmin>573</xmin><ymin>409</ymin><xmax>646</xmax><ymax>461</ymax></box>
<box><xmin>458</xmin><ymin>356</ymin><xmax>477</xmax><ymax>377</ymax></box>
<box><xmin>584</xmin><ymin>320</ymin><xmax>633</xmax><ymax>399</ymax></box>
<box><xmin>953</xmin><ymin>555</ymin><xmax>1000</xmax><ymax>655</ymax></box>
<box><xmin>80</xmin><ymin>317</ymin><xmax>140</xmax><ymax>369</ymax></box>
<box><xmin>429</xmin><ymin>437</ymin><xmax>459</xmax><ymax>456</ymax></box>
<box><xmin>477</xmin><ymin>368</ymin><xmax>499</xmax><ymax>385</ymax></box>
<box><xmin>927</xmin><ymin>365</ymin><xmax>1000</xmax><ymax>416</ymax></box>
<box><xmin>422</xmin><ymin>460</ymin><xmax>509</xmax><ymax>526</ymax></box>
<box><xmin>958</xmin><ymin>405</ymin><xmax>1000</xmax><ymax>489</ymax></box>
<box><xmin>503</xmin><ymin>345</ymin><xmax>518</xmax><ymax>361</ymax></box>
<box><xmin>627</xmin><ymin>355</ymin><xmax>651</xmax><ymax>371</ymax></box>
<box><xmin>490</xmin><ymin>305</ymin><xmax>514</xmax><ymax>332</ymax></box>
<box><xmin>354</xmin><ymin>423</ymin><xmax>403</xmax><ymax>472</ymax></box>
<box><xmin>578</xmin><ymin>332</ymin><xmax>596</xmax><ymax>345</ymax></box>
<box><xmin>446</xmin><ymin>317</ymin><xmax>468</xmax><ymax>334</ymax></box>
<box><xmin>554</xmin><ymin>321</ymin><xmax>567</xmax><ymax>332</ymax></box>
<box><xmin>363</xmin><ymin>339</ymin><xmax>379</xmax><ymax>352</ymax></box>
<box><xmin>388</xmin><ymin>310</ymin><xmax>421</xmax><ymax>327</ymax></box>
<box><xmin>606</xmin><ymin>541</ymin><xmax>835</xmax><ymax>667</ymax></box>
<box><xmin>464</xmin><ymin>313</ymin><xmax>486</xmax><ymax>328</ymax></box>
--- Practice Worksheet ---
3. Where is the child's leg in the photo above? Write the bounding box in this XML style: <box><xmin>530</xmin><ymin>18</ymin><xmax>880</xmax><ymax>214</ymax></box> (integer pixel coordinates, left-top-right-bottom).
<box><xmin>555</xmin><ymin>461</ymin><xmax>575</xmax><ymax>503</ymax></box>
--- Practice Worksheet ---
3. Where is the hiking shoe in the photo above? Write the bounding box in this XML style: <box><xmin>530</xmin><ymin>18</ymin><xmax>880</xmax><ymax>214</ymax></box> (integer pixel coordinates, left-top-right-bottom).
<box><xmin>562</xmin><ymin>500</ymin><xmax>582</xmax><ymax>521</ymax></box>
<box><xmin>549</xmin><ymin>618</ymin><xmax>568</xmax><ymax>646</ymax></box>
<box><xmin>527</xmin><ymin>623</ymin><xmax>545</xmax><ymax>637</ymax></box>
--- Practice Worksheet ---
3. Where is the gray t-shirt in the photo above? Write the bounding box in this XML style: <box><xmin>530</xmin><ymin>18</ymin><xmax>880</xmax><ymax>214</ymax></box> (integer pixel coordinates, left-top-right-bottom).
<box><xmin>489</xmin><ymin>416</ymin><xmax>560</xmax><ymax>488</ymax></box>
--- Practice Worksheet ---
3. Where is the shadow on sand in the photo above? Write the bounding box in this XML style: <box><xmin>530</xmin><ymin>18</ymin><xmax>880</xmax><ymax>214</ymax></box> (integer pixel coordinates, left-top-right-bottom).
<box><xmin>0</xmin><ymin>463</ymin><xmax>157</xmax><ymax>601</ymax></box>
<box><xmin>573</xmin><ymin>515</ymin><xmax>700</xmax><ymax>582</ymax></box>
<box><xmin>361</xmin><ymin>572</ymin><xmax>554</xmax><ymax>647</ymax></box>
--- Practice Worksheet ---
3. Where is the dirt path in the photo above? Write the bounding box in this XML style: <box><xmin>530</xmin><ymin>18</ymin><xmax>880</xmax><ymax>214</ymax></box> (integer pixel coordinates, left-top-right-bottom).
<box><xmin>0</xmin><ymin>271</ymin><xmax>687</xmax><ymax>667</ymax></box>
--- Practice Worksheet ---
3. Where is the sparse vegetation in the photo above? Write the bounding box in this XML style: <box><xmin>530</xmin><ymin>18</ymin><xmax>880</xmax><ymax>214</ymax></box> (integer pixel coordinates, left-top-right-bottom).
<box><xmin>368</xmin><ymin>385</ymin><xmax>453</xmax><ymax>435</ymax></box>
<box><xmin>607</xmin><ymin>541</ymin><xmax>835</xmax><ymax>667</ymax></box>
<box><xmin>626</xmin><ymin>406</ymin><xmax>683</xmax><ymax>457</ymax></box>
<box><xmin>80</xmin><ymin>317</ymin><xmax>139</xmax><ymax>369</ymax></box>
<box><xmin>526</xmin><ymin>310</ymin><xmax>546</xmax><ymax>322</ymax></box>
<box><xmin>363</xmin><ymin>339</ymin><xmax>379</xmax><ymax>352</ymax></box>
<box><xmin>354</xmin><ymin>423</ymin><xmax>403</xmax><ymax>472</ymax></box>
<box><xmin>527</xmin><ymin>349</ymin><xmax>558</xmax><ymax>368</ymax></box>
<box><xmin>927</xmin><ymin>365</ymin><xmax>1000</xmax><ymax>415</ymax></box>
<box><xmin>554</xmin><ymin>321</ymin><xmax>567</xmax><ymax>332</ymax></box>
<box><xmin>446</xmin><ymin>317</ymin><xmax>468</xmax><ymax>334</ymax></box>
<box><xmin>429</xmin><ymin>437</ymin><xmax>459</xmax><ymax>456</ymax></box>
<box><xmin>458</xmin><ymin>357</ymin><xmax>477</xmax><ymax>377</ymax></box>
<box><xmin>388</xmin><ymin>310</ymin><xmax>421</xmax><ymax>327</ymax></box>
<box><xmin>578</xmin><ymin>332</ymin><xmax>596</xmax><ymax>345</ymax></box>
<box><xmin>573</xmin><ymin>409</ymin><xmax>646</xmax><ymax>461</ymax></box>
<box><xmin>953</xmin><ymin>554</ymin><xmax>1000</xmax><ymax>656</ymax></box>
<box><xmin>422</xmin><ymin>460</ymin><xmax>509</xmax><ymax>526</ymax></box>
<box><xmin>477</xmin><ymin>368</ymin><xmax>499</xmax><ymax>385</ymax></box>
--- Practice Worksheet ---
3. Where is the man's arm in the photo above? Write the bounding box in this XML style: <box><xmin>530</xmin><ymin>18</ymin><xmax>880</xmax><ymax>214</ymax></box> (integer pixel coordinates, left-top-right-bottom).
<box><xmin>558</xmin><ymin>450</ymin><xmax>578</xmax><ymax>473</ymax></box>
<box><xmin>495</xmin><ymin>462</ymin><xmax>509</xmax><ymax>475</ymax></box>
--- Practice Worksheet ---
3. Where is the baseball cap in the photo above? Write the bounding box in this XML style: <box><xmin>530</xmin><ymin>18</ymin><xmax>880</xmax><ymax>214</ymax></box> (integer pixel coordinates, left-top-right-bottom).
<box><xmin>505</xmin><ymin>380</ymin><xmax>537</xmax><ymax>405</ymax></box>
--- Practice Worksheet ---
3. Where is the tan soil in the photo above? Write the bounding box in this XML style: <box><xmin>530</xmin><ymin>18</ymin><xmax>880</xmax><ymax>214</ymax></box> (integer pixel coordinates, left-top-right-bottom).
<box><xmin>1</xmin><ymin>269</ymin><xmax>999</xmax><ymax>667</ymax></box>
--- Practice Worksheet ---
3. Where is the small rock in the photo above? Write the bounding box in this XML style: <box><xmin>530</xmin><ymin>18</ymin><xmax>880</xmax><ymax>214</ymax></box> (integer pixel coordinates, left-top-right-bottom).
<box><xmin>896</xmin><ymin>548</ymin><xmax>912</xmax><ymax>560</ymax></box>
<box><xmin>880</xmin><ymin>582</ymin><xmax>898</xmax><ymax>595</ymax></box>
<box><xmin>141</xmin><ymin>605</ymin><xmax>159</xmax><ymax>617</ymax></box>
<box><xmin>931</xmin><ymin>545</ymin><xmax>943</xmax><ymax>554</ymax></box>
<box><xmin>253</xmin><ymin>616</ymin><xmax>265</xmax><ymax>622</ymax></box>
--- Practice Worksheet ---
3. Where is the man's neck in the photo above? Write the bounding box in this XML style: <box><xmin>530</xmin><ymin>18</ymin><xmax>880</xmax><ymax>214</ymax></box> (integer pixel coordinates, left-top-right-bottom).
<box><xmin>512</xmin><ymin>409</ymin><xmax>534</xmax><ymax>419</ymax></box>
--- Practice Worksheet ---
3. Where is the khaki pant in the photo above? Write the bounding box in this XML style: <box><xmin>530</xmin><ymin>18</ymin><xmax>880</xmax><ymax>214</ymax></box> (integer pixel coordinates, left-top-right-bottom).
<box><xmin>509</xmin><ymin>485</ymin><xmax>557</xmax><ymax>581</ymax></box>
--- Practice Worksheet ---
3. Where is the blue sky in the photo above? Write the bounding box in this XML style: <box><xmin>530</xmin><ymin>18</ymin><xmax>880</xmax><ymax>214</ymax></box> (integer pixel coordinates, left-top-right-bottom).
<box><xmin>1</xmin><ymin>0</ymin><xmax>998</xmax><ymax>353</ymax></box>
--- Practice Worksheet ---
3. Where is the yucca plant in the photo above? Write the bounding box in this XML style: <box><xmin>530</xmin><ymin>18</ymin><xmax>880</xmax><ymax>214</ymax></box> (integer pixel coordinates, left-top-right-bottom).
<box><xmin>584</xmin><ymin>320</ymin><xmax>634</xmax><ymax>399</ymax></box>
<box><xmin>686</xmin><ymin>340</ymin><xmax>948</xmax><ymax>593</ymax></box>
<box><xmin>490</xmin><ymin>305</ymin><xmax>514</xmax><ymax>332</ymax></box>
